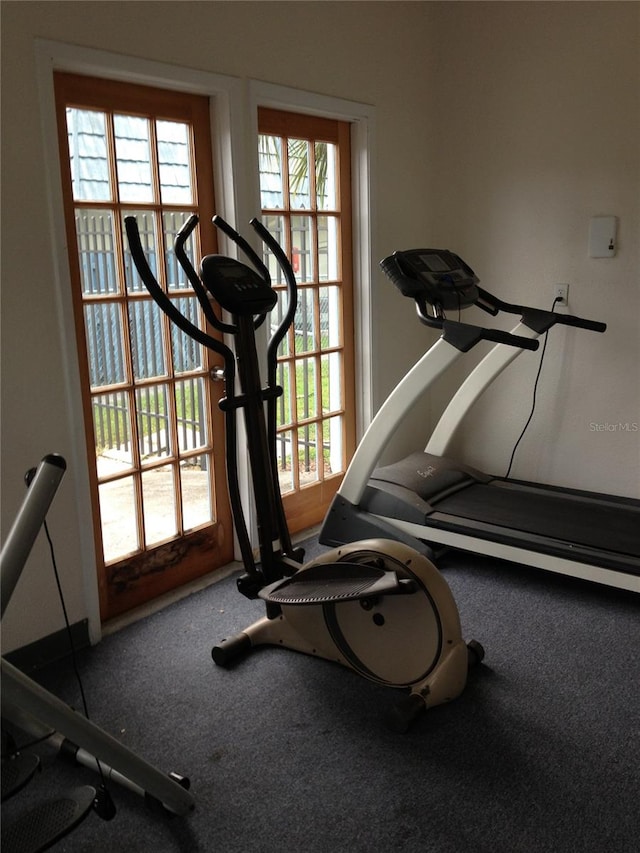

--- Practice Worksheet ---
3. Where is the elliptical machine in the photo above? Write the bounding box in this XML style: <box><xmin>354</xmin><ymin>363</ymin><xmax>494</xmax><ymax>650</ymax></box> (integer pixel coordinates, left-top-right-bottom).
<box><xmin>125</xmin><ymin>214</ymin><xmax>484</xmax><ymax>731</ymax></box>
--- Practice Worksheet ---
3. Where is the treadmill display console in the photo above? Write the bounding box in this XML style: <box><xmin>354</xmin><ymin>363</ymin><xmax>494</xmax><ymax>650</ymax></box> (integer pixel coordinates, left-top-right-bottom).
<box><xmin>380</xmin><ymin>248</ymin><xmax>480</xmax><ymax>310</ymax></box>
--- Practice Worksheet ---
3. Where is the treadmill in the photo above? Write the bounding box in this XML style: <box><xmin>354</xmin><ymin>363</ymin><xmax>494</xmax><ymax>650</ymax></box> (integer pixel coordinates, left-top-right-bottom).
<box><xmin>320</xmin><ymin>248</ymin><xmax>640</xmax><ymax>593</ymax></box>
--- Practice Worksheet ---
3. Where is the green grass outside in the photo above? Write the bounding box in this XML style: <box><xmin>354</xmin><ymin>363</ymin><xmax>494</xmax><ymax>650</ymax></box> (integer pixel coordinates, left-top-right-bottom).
<box><xmin>94</xmin><ymin>353</ymin><xmax>338</xmax><ymax>473</ymax></box>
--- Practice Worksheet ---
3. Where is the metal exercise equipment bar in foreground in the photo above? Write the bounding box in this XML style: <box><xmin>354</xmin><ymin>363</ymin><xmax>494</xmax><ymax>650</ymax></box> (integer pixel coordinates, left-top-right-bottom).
<box><xmin>1</xmin><ymin>454</ymin><xmax>194</xmax><ymax>851</ymax></box>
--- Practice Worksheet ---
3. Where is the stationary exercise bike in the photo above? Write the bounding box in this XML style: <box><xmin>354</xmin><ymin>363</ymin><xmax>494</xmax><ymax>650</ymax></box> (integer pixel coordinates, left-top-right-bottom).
<box><xmin>125</xmin><ymin>214</ymin><xmax>484</xmax><ymax>731</ymax></box>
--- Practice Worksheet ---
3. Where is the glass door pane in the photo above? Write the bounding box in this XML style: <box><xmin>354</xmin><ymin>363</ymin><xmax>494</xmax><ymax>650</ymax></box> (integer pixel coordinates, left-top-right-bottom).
<box><xmin>258</xmin><ymin>109</ymin><xmax>355</xmax><ymax>532</ymax></box>
<box><xmin>56</xmin><ymin>73</ymin><xmax>233</xmax><ymax>619</ymax></box>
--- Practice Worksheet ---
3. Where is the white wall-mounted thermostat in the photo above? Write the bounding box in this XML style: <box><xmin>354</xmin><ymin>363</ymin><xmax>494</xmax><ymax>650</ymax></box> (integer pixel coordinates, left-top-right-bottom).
<box><xmin>588</xmin><ymin>215</ymin><xmax>617</xmax><ymax>258</ymax></box>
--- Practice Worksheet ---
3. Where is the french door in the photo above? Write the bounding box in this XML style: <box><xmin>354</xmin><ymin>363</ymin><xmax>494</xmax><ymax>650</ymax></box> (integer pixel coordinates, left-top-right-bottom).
<box><xmin>257</xmin><ymin>108</ymin><xmax>356</xmax><ymax>533</ymax></box>
<box><xmin>54</xmin><ymin>73</ymin><xmax>233</xmax><ymax>621</ymax></box>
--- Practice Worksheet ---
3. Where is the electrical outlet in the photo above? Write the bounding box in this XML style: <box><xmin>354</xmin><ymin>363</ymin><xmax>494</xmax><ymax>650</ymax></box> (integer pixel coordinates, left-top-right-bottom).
<box><xmin>553</xmin><ymin>284</ymin><xmax>569</xmax><ymax>307</ymax></box>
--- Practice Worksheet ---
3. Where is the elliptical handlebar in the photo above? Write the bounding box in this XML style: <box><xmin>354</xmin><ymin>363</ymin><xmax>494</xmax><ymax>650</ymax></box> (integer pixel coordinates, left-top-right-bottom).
<box><xmin>249</xmin><ymin>217</ymin><xmax>298</xmax><ymax>367</ymax></box>
<box><xmin>125</xmin><ymin>213</ymin><xmax>303</xmax><ymax>585</ymax></box>
<box><xmin>174</xmin><ymin>215</ymin><xmax>236</xmax><ymax>335</ymax></box>
<box><xmin>125</xmin><ymin>212</ymin><xmax>300</xmax><ymax>376</ymax></box>
<box><xmin>209</xmin><ymin>214</ymin><xmax>299</xmax><ymax>349</ymax></box>
<box><xmin>212</xmin><ymin>214</ymin><xmax>271</xmax><ymax>283</ymax></box>
<box><xmin>124</xmin><ymin>216</ymin><xmax>234</xmax><ymax>363</ymax></box>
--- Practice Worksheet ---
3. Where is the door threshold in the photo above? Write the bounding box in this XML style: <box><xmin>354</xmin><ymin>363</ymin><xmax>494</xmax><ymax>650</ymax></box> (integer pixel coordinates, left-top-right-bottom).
<box><xmin>102</xmin><ymin>526</ymin><xmax>322</xmax><ymax>638</ymax></box>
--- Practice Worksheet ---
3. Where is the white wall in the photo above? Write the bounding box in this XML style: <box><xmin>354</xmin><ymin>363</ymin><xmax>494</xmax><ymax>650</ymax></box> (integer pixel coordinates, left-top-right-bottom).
<box><xmin>1</xmin><ymin>1</ymin><xmax>638</xmax><ymax>653</ymax></box>
<box><xmin>0</xmin><ymin>0</ymin><xmax>437</xmax><ymax>652</ymax></box>
<box><xmin>425</xmin><ymin>2</ymin><xmax>640</xmax><ymax>495</ymax></box>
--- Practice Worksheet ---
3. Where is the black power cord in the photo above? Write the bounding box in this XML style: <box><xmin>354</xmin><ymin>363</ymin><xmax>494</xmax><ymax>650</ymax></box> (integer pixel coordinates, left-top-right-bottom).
<box><xmin>505</xmin><ymin>296</ymin><xmax>562</xmax><ymax>479</ymax></box>
<box><xmin>1</xmin><ymin>729</ymin><xmax>56</xmax><ymax>759</ymax></box>
<box><xmin>41</xmin><ymin>518</ymin><xmax>117</xmax><ymax>821</ymax></box>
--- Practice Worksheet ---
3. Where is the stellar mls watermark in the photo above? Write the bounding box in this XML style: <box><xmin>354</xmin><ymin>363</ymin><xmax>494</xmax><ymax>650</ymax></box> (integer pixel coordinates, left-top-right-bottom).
<box><xmin>589</xmin><ymin>421</ymin><xmax>639</xmax><ymax>432</ymax></box>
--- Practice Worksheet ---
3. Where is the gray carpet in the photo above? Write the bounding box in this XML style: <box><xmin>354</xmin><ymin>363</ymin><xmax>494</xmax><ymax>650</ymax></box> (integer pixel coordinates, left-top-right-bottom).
<box><xmin>3</xmin><ymin>544</ymin><xmax>639</xmax><ymax>852</ymax></box>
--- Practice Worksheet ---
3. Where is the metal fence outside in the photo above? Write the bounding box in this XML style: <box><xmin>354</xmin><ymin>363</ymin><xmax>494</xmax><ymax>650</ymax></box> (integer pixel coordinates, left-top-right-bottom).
<box><xmin>79</xmin><ymin>210</ymin><xmax>206</xmax><ymax>460</ymax></box>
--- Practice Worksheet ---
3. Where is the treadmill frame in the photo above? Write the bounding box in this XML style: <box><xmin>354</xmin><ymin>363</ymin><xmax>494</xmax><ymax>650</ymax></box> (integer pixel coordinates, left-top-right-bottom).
<box><xmin>322</xmin><ymin>320</ymin><xmax>640</xmax><ymax>593</ymax></box>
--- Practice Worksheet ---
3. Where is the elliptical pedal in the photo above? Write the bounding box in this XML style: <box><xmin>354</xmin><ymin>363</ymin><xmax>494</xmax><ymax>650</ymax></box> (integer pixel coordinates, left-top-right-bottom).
<box><xmin>1</xmin><ymin>785</ymin><xmax>96</xmax><ymax>853</ymax></box>
<box><xmin>1</xmin><ymin>752</ymin><xmax>41</xmax><ymax>802</ymax></box>
<box><xmin>258</xmin><ymin>562</ymin><xmax>416</xmax><ymax>605</ymax></box>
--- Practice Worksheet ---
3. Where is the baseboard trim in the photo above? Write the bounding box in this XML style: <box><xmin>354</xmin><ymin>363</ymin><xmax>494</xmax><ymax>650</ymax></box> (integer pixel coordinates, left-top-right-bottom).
<box><xmin>3</xmin><ymin>619</ymin><xmax>90</xmax><ymax>673</ymax></box>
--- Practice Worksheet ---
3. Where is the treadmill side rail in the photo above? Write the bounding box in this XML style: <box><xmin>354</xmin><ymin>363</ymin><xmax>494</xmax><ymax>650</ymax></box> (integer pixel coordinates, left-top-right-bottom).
<box><xmin>338</xmin><ymin>339</ymin><xmax>460</xmax><ymax>507</ymax></box>
<box><xmin>383</xmin><ymin>516</ymin><xmax>640</xmax><ymax>594</ymax></box>
<box><xmin>426</xmin><ymin>320</ymin><xmax>539</xmax><ymax>458</ymax></box>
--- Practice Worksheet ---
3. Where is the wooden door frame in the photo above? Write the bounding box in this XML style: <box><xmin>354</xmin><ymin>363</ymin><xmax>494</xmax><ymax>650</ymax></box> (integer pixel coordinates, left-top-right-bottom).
<box><xmin>53</xmin><ymin>72</ymin><xmax>238</xmax><ymax>622</ymax></box>
<box><xmin>249</xmin><ymin>81</ymin><xmax>376</xmax><ymax>440</ymax></box>
<box><xmin>35</xmin><ymin>41</ymin><xmax>375</xmax><ymax>642</ymax></box>
<box><xmin>256</xmin><ymin>107</ymin><xmax>356</xmax><ymax>533</ymax></box>
<box><xmin>242</xmin><ymin>81</ymin><xmax>376</xmax><ymax>543</ymax></box>
<box><xmin>35</xmin><ymin>41</ymin><xmax>246</xmax><ymax>642</ymax></box>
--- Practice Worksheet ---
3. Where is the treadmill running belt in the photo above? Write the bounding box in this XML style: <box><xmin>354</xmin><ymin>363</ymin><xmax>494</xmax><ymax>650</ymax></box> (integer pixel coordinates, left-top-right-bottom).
<box><xmin>435</xmin><ymin>483</ymin><xmax>640</xmax><ymax>557</ymax></box>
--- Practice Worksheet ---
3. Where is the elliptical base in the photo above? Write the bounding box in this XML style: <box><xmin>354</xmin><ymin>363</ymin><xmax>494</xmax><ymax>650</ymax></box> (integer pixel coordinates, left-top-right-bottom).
<box><xmin>212</xmin><ymin>540</ymin><xmax>482</xmax><ymax>729</ymax></box>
